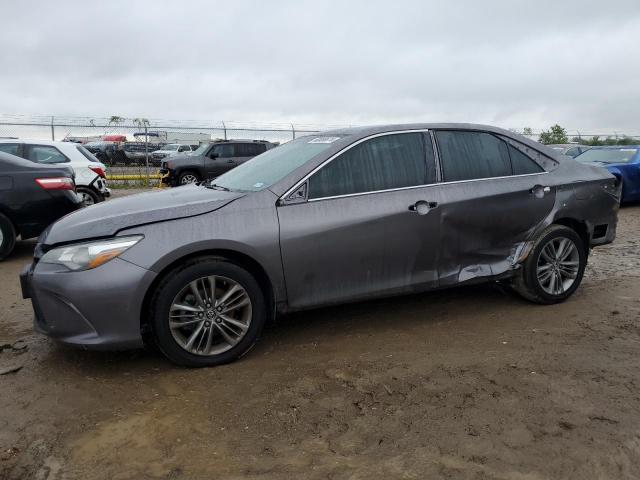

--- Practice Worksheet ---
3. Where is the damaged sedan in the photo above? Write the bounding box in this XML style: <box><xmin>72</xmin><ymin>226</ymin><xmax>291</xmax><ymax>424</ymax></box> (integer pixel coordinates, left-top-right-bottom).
<box><xmin>20</xmin><ymin>124</ymin><xmax>620</xmax><ymax>367</ymax></box>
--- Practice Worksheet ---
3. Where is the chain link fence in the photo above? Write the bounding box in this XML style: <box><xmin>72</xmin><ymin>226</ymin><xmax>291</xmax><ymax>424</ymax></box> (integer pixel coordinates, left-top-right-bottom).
<box><xmin>2</xmin><ymin>114</ymin><xmax>639</xmax><ymax>187</ymax></box>
<box><xmin>0</xmin><ymin>115</ymin><xmax>344</xmax><ymax>187</ymax></box>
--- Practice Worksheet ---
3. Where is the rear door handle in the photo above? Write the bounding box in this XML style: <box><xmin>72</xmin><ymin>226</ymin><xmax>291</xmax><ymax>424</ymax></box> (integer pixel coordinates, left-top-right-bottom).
<box><xmin>530</xmin><ymin>185</ymin><xmax>551</xmax><ymax>198</ymax></box>
<box><xmin>408</xmin><ymin>200</ymin><xmax>438</xmax><ymax>215</ymax></box>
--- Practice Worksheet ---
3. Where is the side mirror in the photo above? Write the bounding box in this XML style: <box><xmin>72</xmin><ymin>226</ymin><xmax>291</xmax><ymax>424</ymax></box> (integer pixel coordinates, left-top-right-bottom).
<box><xmin>209</xmin><ymin>153</ymin><xmax>219</xmax><ymax>159</ymax></box>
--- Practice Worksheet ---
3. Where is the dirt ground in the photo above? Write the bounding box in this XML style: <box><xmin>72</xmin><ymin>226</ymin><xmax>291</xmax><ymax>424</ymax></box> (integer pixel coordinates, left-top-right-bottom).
<box><xmin>1</xmin><ymin>191</ymin><xmax>640</xmax><ymax>480</ymax></box>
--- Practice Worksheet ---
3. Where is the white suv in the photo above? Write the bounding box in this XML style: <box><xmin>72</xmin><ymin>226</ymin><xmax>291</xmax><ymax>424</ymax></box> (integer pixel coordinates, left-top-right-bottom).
<box><xmin>0</xmin><ymin>139</ymin><xmax>110</xmax><ymax>205</ymax></box>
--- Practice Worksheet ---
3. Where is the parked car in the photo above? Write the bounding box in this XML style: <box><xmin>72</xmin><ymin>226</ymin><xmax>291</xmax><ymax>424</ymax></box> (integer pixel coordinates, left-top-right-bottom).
<box><xmin>122</xmin><ymin>142</ymin><xmax>149</xmax><ymax>165</ymax></box>
<box><xmin>548</xmin><ymin>144</ymin><xmax>590</xmax><ymax>158</ymax></box>
<box><xmin>21</xmin><ymin>124</ymin><xmax>619</xmax><ymax>367</ymax></box>
<box><xmin>151</xmin><ymin>144</ymin><xmax>193</xmax><ymax>164</ymax></box>
<box><xmin>0</xmin><ymin>151</ymin><xmax>82</xmax><ymax>259</ymax></box>
<box><xmin>160</xmin><ymin>140</ymin><xmax>277</xmax><ymax>186</ymax></box>
<box><xmin>575</xmin><ymin>146</ymin><xmax>640</xmax><ymax>203</ymax></box>
<box><xmin>83</xmin><ymin>141</ymin><xmax>118</xmax><ymax>164</ymax></box>
<box><xmin>0</xmin><ymin>140</ymin><xmax>110</xmax><ymax>206</ymax></box>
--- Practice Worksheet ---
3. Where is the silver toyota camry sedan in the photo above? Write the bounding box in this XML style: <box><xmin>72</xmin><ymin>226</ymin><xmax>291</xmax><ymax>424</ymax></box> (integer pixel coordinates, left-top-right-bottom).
<box><xmin>21</xmin><ymin>124</ymin><xmax>620</xmax><ymax>366</ymax></box>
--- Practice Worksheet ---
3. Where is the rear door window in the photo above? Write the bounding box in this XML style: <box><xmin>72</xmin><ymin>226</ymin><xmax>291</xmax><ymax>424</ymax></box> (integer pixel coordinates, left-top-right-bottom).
<box><xmin>308</xmin><ymin>132</ymin><xmax>434</xmax><ymax>199</ymax></box>
<box><xmin>435</xmin><ymin>131</ymin><xmax>511</xmax><ymax>182</ymax></box>
<box><xmin>26</xmin><ymin>145</ymin><xmax>69</xmax><ymax>164</ymax></box>
<box><xmin>0</xmin><ymin>143</ymin><xmax>20</xmax><ymax>156</ymax></box>
<box><xmin>235</xmin><ymin>143</ymin><xmax>265</xmax><ymax>156</ymax></box>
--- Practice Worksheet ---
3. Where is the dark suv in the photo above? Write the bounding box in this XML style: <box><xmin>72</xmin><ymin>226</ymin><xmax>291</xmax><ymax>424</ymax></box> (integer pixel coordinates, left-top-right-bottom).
<box><xmin>160</xmin><ymin>140</ymin><xmax>277</xmax><ymax>186</ymax></box>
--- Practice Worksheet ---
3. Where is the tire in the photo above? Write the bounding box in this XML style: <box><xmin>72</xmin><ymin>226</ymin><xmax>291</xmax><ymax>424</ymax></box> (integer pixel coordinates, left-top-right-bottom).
<box><xmin>76</xmin><ymin>186</ymin><xmax>103</xmax><ymax>206</ymax></box>
<box><xmin>0</xmin><ymin>213</ymin><xmax>17</xmax><ymax>261</ymax></box>
<box><xmin>178</xmin><ymin>170</ymin><xmax>201</xmax><ymax>185</ymax></box>
<box><xmin>149</xmin><ymin>256</ymin><xmax>266</xmax><ymax>367</ymax></box>
<box><xmin>512</xmin><ymin>225</ymin><xmax>587</xmax><ymax>304</ymax></box>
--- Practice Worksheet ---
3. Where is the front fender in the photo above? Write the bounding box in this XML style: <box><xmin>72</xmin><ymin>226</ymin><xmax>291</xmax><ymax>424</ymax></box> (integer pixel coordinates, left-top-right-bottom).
<box><xmin>117</xmin><ymin>190</ymin><xmax>287</xmax><ymax>304</ymax></box>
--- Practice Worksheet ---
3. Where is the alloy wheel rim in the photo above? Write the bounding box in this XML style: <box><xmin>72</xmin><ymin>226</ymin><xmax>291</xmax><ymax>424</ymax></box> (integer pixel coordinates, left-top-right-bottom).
<box><xmin>81</xmin><ymin>192</ymin><xmax>95</xmax><ymax>206</ymax></box>
<box><xmin>169</xmin><ymin>275</ymin><xmax>252</xmax><ymax>356</ymax></box>
<box><xmin>536</xmin><ymin>237</ymin><xmax>580</xmax><ymax>295</ymax></box>
<box><xmin>0</xmin><ymin>227</ymin><xmax>3</xmax><ymax>246</ymax></box>
<box><xmin>181</xmin><ymin>175</ymin><xmax>197</xmax><ymax>184</ymax></box>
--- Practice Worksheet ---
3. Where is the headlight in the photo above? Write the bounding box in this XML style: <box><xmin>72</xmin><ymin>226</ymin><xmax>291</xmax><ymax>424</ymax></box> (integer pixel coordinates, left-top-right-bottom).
<box><xmin>40</xmin><ymin>236</ymin><xmax>143</xmax><ymax>271</ymax></box>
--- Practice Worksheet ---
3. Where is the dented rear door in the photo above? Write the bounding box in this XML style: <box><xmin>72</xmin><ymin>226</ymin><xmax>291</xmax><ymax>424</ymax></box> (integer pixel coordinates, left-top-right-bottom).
<box><xmin>433</xmin><ymin>130</ymin><xmax>556</xmax><ymax>286</ymax></box>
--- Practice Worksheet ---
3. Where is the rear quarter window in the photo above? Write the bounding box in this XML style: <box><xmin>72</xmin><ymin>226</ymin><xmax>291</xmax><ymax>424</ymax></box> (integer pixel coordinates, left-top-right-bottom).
<box><xmin>508</xmin><ymin>144</ymin><xmax>544</xmax><ymax>174</ymax></box>
<box><xmin>76</xmin><ymin>145</ymin><xmax>100</xmax><ymax>162</ymax></box>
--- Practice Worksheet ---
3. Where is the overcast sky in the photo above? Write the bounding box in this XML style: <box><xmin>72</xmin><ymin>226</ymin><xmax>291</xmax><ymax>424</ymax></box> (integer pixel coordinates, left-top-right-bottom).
<box><xmin>1</xmin><ymin>0</ymin><xmax>639</xmax><ymax>133</ymax></box>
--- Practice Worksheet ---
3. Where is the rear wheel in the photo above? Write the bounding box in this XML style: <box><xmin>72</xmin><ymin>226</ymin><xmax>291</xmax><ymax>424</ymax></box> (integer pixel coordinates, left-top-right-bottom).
<box><xmin>0</xmin><ymin>213</ymin><xmax>16</xmax><ymax>261</ymax></box>
<box><xmin>150</xmin><ymin>257</ymin><xmax>266</xmax><ymax>367</ymax></box>
<box><xmin>76</xmin><ymin>186</ymin><xmax>104</xmax><ymax>206</ymax></box>
<box><xmin>178</xmin><ymin>170</ymin><xmax>200</xmax><ymax>185</ymax></box>
<box><xmin>512</xmin><ymin>225</ymin><xmax>587</xmax><ymax>304</ymax></box>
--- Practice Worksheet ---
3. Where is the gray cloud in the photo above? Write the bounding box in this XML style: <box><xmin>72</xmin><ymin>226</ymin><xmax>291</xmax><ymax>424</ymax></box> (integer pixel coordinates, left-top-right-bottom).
<box><xmin>1</xmin><ymin>0</ymin><xmax>639</xmax><ymax>133</ymax></box>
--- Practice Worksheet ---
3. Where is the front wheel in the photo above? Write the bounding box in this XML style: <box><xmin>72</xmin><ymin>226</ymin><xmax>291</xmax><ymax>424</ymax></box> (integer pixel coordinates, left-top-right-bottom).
<box><xmin>512</xmin><ymin>225</ymin><xmax>587</xmax><ymax>304</ymax></box>
<box><xmin>150</xmin><ymin>257</ymin><xmax>266</xmax><ymax>367</ymax></box>
<box><xmin>178</xmin><ymin>170</ymin><xmax>201</xmax><ymax>185</ymax></box>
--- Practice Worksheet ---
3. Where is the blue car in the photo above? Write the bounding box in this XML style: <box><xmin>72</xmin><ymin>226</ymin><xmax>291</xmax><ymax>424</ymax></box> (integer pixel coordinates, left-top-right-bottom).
<box><xmin>575</xmin><ymin>146</ymin><xmax>640</xmax><ymax>203</ymax></box>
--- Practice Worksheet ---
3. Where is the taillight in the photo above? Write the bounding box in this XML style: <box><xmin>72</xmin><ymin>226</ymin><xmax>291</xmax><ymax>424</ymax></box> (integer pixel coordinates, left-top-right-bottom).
<box><xmin>89</xmin><ymin>165</ymin><xmax>106</xmax><ymax>178</ymax></box>
<box><xmin>35</xmin><ymin>177</ymin><xmax>75</xmax><ymax>190</ymax></box>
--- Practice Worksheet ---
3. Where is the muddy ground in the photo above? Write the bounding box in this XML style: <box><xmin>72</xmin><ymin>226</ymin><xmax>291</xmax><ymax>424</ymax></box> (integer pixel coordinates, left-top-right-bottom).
<box><xmin>1</xmin><ymin>191</ymin><xmax>639</xmax><ymax>479</ymax></box>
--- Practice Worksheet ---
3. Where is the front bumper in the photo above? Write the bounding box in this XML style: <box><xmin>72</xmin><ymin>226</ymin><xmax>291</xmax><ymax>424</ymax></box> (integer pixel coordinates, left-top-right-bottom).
<box><xmin>159</xmin><ymin>169</ymin><xmax>175</xmax><ymax>186</ymax></box>
<box><xmin>21</xmin><ymin>257</ymin><xmax>156</xmax><ymax>350</ymax></box>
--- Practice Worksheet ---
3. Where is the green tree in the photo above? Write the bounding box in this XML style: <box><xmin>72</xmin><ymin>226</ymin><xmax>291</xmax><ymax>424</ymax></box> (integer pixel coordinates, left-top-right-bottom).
<box><xmin>108</xmin><ymin>115</ymin><xmax>125</xmax><ymax>126</ymax></box>
<box><xmin>539</xmin><ymin>124</ymin><xmax>568</xmax><ymax>144</ymax></box>
<box><xmin>522</xmin><ymin>127</ymin><xmax>533</xmax><ymax>136</ymax></box>
<box><xmin>133</xmin><ymin>118</ymin><xmax>150</xmax><ymax>128</ymax></box>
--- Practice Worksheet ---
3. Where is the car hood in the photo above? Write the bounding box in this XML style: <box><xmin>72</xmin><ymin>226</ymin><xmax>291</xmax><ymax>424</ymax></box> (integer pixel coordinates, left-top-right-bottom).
<box><xmin>41</xmin><ymin>184</ymin><xmax>244</xmax><ymax>245</ymax></box>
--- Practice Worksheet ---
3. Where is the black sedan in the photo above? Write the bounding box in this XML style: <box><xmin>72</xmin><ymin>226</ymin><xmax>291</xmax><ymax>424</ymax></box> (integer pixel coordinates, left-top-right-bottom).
<box><xmin>0</xmin><ymin>151</ymin><xmax>82</xmax><ymax>259</ymax></box>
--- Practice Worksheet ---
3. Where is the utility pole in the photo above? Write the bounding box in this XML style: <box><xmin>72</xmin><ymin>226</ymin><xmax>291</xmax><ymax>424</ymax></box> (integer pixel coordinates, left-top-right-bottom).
<box><xmin>50</xmin><ymin>116</ymin><xmax>55</xmax><ymax>141</ymax></box>
<box><xmin>144</xmin><ymin>125</ymin><xmax>149</xmax><ymax>185</ymax></box>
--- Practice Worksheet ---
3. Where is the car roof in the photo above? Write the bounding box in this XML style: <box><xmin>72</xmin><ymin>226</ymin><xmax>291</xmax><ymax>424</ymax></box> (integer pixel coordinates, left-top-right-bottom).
<box><xmin>318</xmin><ymin>123</ymin><xmax>558</xmax><ymax>156</ymax></box>
<box><xmin>0</xmin><ymin>138</ymin><xmax>81</xmax><ymax>148</ymax></box>
<box><xmin>0</xmin><ymin>138</ymin><xmax>53</xmax><ymax>144</ymax></box>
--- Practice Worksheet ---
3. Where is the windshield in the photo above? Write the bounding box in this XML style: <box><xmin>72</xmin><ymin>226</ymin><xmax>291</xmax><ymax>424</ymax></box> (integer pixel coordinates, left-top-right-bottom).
<box><xmin>212</xmin><ymin>135</ymin><xmax>344</xmax><ymax>192</ymax></box>
<box><xmin>162</xmin><ymin>144</ymin><xmax>180</xmax><ymax>151</ymax></box>
<box><xmin>190</xmin><ymin>143</ymin><xmax>210</xmax><ymax>156</ymax></box>
<box><xmin>576</xmin><ymin>148</ymin><xmax>638</xmax><ymax>164</ymax></box>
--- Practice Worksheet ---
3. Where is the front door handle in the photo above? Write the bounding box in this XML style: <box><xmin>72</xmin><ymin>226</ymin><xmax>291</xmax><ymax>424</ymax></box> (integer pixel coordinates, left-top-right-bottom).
<box><xmin>408</xmin><ymin>200</ymin><xmax>438</xmax><ymax>215</ymax></box>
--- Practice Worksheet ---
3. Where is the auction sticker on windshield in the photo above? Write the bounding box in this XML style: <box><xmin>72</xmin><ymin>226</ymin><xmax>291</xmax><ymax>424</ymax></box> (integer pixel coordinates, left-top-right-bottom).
<box><xmin>308</xmin><ymin>137</ymin><xmax>340</xmax><ymax>144</ymax></box>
